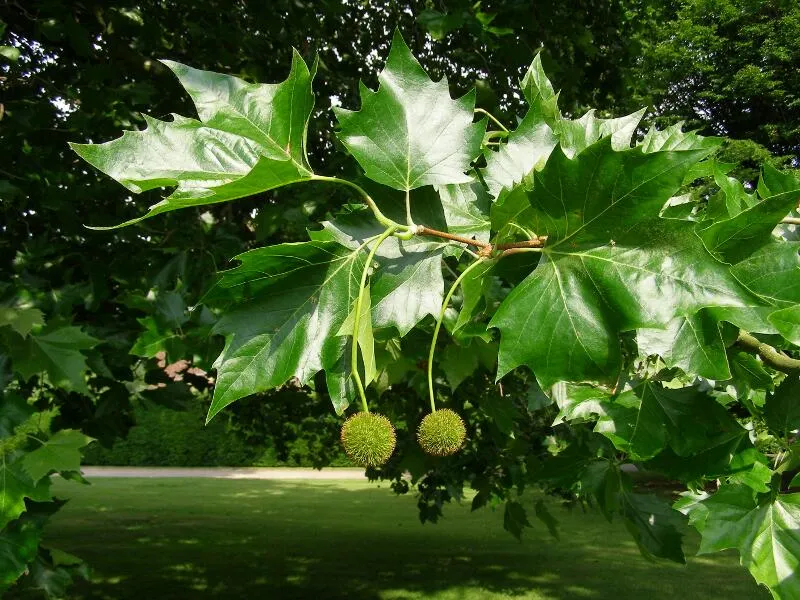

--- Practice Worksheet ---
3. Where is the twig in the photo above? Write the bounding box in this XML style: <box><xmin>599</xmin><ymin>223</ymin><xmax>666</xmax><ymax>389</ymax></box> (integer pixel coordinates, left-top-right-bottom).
<box><xmin>782</xmin><ymin>217</ymin><xmax>800</xmax><ymax>225</ymax></box>
<box><xmin>415</xmin><ymin>224</ymin><xmax>548</xmax><ymax>254</ymax></box>
<box><xmin>415</xmin><ymin>225</ymin><xmax>491</xmax><ymax>249</ymax></box>
<box><xmin>496</xmin><ymin>238</ymin><xmax>547</xmax><ymax>250</ymax></box>
<box><xmin>736</xmin><ymin>330</ymin><xmax>800</xmax><ymax>373</ymax></box>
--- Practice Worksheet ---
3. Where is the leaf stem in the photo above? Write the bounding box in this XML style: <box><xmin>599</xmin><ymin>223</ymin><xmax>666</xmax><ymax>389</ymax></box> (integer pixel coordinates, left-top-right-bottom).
<box><xmin>474</xmin><ymin>108</ymin><xmax>509</xmax><ymax>133</ymax></box>
<box><xmin>352</xmin><ymin>225</ymin><xmax>398</xmax><ymax>413</ymax></box>
<box><xmin>427</xmin><ymin>257</ymin><xmax>490</xmax><ymax>413</ymax></box>
<box><xmin>405</xmin><ymin>189</ymin><xmax>415</xmax><ymax>228</ymax></box>
<box><xmin>736</xmin><ymin>330</ymin><xmax>800</xmax><ymax>373</ymax></box>
<box><xmin>311</xmin><ymin>175</ymin><xmax>405</xmax><ymax>231</ymax></box>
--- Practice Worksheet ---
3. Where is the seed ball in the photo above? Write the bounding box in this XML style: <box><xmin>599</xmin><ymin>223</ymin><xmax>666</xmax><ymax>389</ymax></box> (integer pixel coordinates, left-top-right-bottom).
<box><xmin>340</xmin><ymin>412</ymin><xmax>396</xmax><ymax>467</ymax></box>
<box><xmin>417</xmin><ymin>409</ymin><xmax>466</xmax><ymax>456</ymax></box>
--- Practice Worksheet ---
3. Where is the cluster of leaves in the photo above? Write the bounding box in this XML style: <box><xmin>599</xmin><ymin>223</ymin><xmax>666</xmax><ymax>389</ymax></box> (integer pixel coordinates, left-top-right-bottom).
<box><xmin>5</xmin><ymin>3</ymin><xmax>642</xmax><ymax>591</ymax></box>
<box><xmin>69</xmin><ymin>31</ymin><xmax>800</xmax><ymax>598</ymax></box>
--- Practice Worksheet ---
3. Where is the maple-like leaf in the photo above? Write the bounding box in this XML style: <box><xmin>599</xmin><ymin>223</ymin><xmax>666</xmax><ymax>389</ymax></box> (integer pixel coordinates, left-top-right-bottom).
<box><xmin>637</xmin><ymin>168</ymin><xmax>800</xmax><ymax>378</ymax></box>
<box><xmin>334</xmin><ymin>31</ymin><xmax>485</xmax><ymax>194</ymax></box>
<box><xmin>0</xmin><ymin>308</ymin><xmax>44</xmax><ymax>338</ymax></box>
<box><xmin>21</xmin><ymin>429</ymin><xmax>95</xmax><ymax>483</ymax></box>
<box><xmin>70</xmin><ymin>52</ymin><xmax>317</xmax><ymax>228</ymax></box>
<box><xmin>490</xmin><ymin>138</ymin><xmax>755</xmax><ymax>387</ymax></box>
<box><xmin>205</xmin><ymin>240</ymin><xmax>365</xmax><ymax>420</ymax></box>
<box><xmin>315</xmin><ymin>208</ymin><xmax>447</xmax><ymax>337</ymax></box>
<box><xmin>7</xmin><ymin>326</ymin><xmax>98</xmax><ymax>394</ymax></box>
<box><xmin>0</xmin><ymin>460</ymin><xmax>51</xmax><ymax>530</ymax></box>
<box><xmin>694</xmin><ymin>485</ymin><xmax>800</xmax><ymax>598</ymax></box>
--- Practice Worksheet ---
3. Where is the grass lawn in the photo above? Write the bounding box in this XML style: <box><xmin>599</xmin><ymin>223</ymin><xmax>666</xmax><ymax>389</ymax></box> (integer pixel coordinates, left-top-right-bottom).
<box><xmin>14</xmin><ymin>477</ymin><xmax>769</xmax><ymax>599</ymax></box>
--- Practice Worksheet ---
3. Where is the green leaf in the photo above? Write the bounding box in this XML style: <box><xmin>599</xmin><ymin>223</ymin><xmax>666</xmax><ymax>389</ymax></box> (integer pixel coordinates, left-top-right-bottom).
<box><xmin>621</xmin><ymin>491</ymin><xmax>686</xmax><ymax>563</ymax></box>
<box><xmin>555</xmin><ymin>381</ymin><xmax>749</xmax><ymax>466</ymax></box>
<box><xmin>520</xmin><ymin>54</ymin><xmax>557</xmax><ymax>111</ymax></box>
<box><xmin>0</xmin><ymin>515</ymin><xmax>42</xmax><ymax>592</ymax></box>
<box><xmin>503</xmin><ymin>500</ymin><xmax>530</xmax><ymax>540</ymax></box>
<box><xmin>520</xmin><ymin>55</ymin><xmax>649</xmax><ymax>160</ymax></box>
<box><xmin>8</xmin><ymin>326</ymin><xmax>98</xmax><ymax>394</ymax></box>
<box><xmin>0</xmin><ymin>460</ymin><xmax>51</xmax><ymax>530</ymax></box>
<box><xmin>129</xmin><ymin>316</ymin><xmax>183</xmax><ymax>360</ymax></box>
<box><xmin>482</xmin><ymin>110</ymin><xmax>557</xmax><ymax>198</ymax></box>
<box><xmin>729</xmin><ymin>351</ymin><xmax>774</xmax><ymax>396</ymax></box>
<box><xmin>453</xmin><ymin>260</ymin><xmax>495</xmax><ymax>333</ymax></box>
<box><xmin>533</xmin><ymin>499</ymin><xmax>560</xmax><ymax>540</ymax></box>
<box><xmin>0</xmin><ymin>308</ymin><xmax>44</xmax><ymax>338</ymax></box>
<box><xmin>334</xmin><ymin>31</ymin><xmax>485</xmax><ymax>192</ymax></box>
<box><xmin>480</xmin><ymin>394</ymin><xmax>518</xmax><ymax>436</ymax></box>
<box><xmin>0</xmin><ymin>394</ymin><xmax>33</xmax><ymax>439</ymax></box>
<box><xmin>205</xmin><ymin>241</ymin><xmax>364</xmax><ymax>419</ymax></box>
<box><xmin>764</xmin><ymin>375</ymin><xmax>800</xmax><ymax>439</ymax></box>
<box><xmin>21</xmin><ymin>430</ymin><xmax>95</xmax><ymax>483</ymax></box>
<box><xmin>698</xmin><ymin>189</ymin><xmax>800</xmax><ymax>265</ymax></box>
<box><xmin>639</xmin><ymin>122</ymin><xmax>716</xmax><ymax>153</ymax></box>
<box><xmin>554</xmin><ymin>108</ymin><xmax>646</xmax><ymax>159</ymax></box>
<box><xmin>770</xmin><ymin>305</ymin><xmax>800</xmax><ymax>346</ymax></box>
<box><xmin>732</xmin><ymin>241</ymin><xmax>800</xmax><ymax>307</ymax></box>
<box><xmin>697</xmin><ymin>485</ymin><xmax>800</xmax><ymax>597</ymax></box>
<box><xmin>638</xmin><ymin>311</ymin><xmax>731</xmax><ymax>380</ymax></box>
<box><xmin>317</xmin><ymin>209</ymin><xmax>446</xmax><ymax>337</ymax></box>
<box><xmin>0</xmin><ymin>46</ymin><xmax>20</xmax><ymax>62</ymax></box>
<box><xmin>441</xmin><ymin>344</ymin><xmax>478</xmax><ymax>391</ymax></box>
<box><xmin>491</xmin><ymin>139</ymin><xmax>753</xmax><ymax>387</ymax></box>
<box><xmin>436</xmin><ymin>182</ymin><xmax>491</xmax><ymax>243</ymax></box>
<box><xmin>162</xmin><ymin>56</ymin><xmax>315</xmax><ymax>168</ymax></box>
<box><xmin>758</xmin><ymin>164</ymin><xmax>800</xmax><ymax>197</ymax></box>
<box><xmin>70</xmin><ymin>52</ymin><xmax>316</xmax><ymax>229</ymax></box>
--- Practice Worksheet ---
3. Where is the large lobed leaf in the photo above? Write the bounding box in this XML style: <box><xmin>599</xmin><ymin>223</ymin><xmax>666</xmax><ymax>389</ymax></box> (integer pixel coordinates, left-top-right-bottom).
<box><xmin>685</xmin><ymin>485</ymin><xmax>800</xmax><ymax>598</ymax></box>
<box><xmin>490</xmin><ymin>138</ymin><xmax>756</xmax><ymax>387</ymax></box>
<box><xmin>204</xmin><ymin>241</ymin><xmax>365</xmax><ymax>420</ymax></box>
<box><xmin>334</xmin><ymin>31</ymin><xmax>485</xmax><ymax>194</ymax></box>
<box><xmin>70</xmin><ymin>51</ymin><xmax>317</xmax><ymax>228</ymax></box>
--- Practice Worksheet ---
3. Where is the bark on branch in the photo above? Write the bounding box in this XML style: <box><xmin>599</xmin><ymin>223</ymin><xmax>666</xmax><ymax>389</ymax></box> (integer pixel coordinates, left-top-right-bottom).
<box><xmin>736</xmin><ymin>330</ymin><xmax>800</xmax><ymax>373</ymax></box>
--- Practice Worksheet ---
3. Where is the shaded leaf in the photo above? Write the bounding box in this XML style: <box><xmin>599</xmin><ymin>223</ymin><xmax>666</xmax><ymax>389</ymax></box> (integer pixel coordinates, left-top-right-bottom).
<box><xmin>21</xmin><ymin>430</ymin><xmax>95</xmax><ymax>483</ymax></box>
<box><xmin>0</xmin><ymin>308</ymin><xmax>44</xmax><ymax>338</ymax></box>
<box><xmin>503</xmin><ymin>500</ymin><xmax>530</xmax><ymax>540</ymax></box>
<box><xmin>764</xmin><ymin>375</ymin><xmax>800</xmax><ymax>439</ymax></box>
<box><xmin>205</xmin><ymin>241</ymin><xmax>364</xmax><ymax>419</ymax></box>
<box><xmin>8</xmin><ymin>326</ymin><xmax>98</xmax><ymax>394</ymax></box>
<box><xmin>0</xmin><ymin>461</ymin><xmax>51</xmax><ymax>530</ymax></box>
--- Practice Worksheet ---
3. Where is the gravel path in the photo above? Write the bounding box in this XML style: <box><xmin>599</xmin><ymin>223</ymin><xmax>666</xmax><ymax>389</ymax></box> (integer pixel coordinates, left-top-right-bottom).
<box><xmin>81</xmin><ymin>467</ymin><xmax>367</xmax><ymax>480</ymax></box>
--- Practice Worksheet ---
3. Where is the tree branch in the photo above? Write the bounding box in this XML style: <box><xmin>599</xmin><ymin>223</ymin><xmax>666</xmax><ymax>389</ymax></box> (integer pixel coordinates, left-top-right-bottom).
<box><xmin>415</xmin><ymin>225</ymin><xmax>547</xmax><ymax>253</ymax></box>
<box><xmin>415</xmin><ymin>225</ymin><xmax>491</xmax><ymax>248</ymax></box>
<box><xmin>736</xmin><ymin>330</ymin><xmax>800</xmax><ymax>373</ymax></box>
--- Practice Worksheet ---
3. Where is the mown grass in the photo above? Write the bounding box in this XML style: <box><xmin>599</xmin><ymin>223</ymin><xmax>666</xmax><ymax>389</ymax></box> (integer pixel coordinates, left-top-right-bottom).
<box><xmin>15</xmin><ymin>477</ymin><xmax>769</xmax><ymax>599</ymax></box>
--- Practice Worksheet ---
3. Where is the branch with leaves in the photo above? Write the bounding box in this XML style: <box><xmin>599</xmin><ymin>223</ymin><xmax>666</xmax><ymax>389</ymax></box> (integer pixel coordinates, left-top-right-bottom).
<box><xmin>67</xmin><ymin>30</ymin><xmax>800</xmax><ymax>600</ymax></box>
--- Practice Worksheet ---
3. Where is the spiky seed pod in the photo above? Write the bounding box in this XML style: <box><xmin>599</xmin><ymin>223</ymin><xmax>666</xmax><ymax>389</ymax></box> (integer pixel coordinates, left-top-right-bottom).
<box><xmin>417</xmin><ymin>408</ymin><xmax>466</xmax><ymax>456</ymax></box>
<box><xmin>340</xmin><ymin>412</ymin><xmax>396</xmax><ymax>467</ymax></box>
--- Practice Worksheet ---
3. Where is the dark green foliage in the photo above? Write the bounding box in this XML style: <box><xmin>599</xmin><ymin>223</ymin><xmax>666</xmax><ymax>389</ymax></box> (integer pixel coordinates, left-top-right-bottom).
<box><xmin>630</xmin><ymin>0</ymin><xmax>800</xmax><ymax>162</ymax></box>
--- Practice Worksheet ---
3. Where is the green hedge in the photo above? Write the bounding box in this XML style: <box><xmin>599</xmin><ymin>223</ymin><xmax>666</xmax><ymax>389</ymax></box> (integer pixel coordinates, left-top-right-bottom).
<box><xmin>83</xmin><ymin>400</ymin><xmax>352</xmax><ymax>467</ymax></box>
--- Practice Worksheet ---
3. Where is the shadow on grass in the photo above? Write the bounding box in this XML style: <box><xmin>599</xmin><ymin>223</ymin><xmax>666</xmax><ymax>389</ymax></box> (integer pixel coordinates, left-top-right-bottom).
<box><xmin>16</xmin><ymin>479</ymin><xmax>769</xmax><ymax>600</ymax></box>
